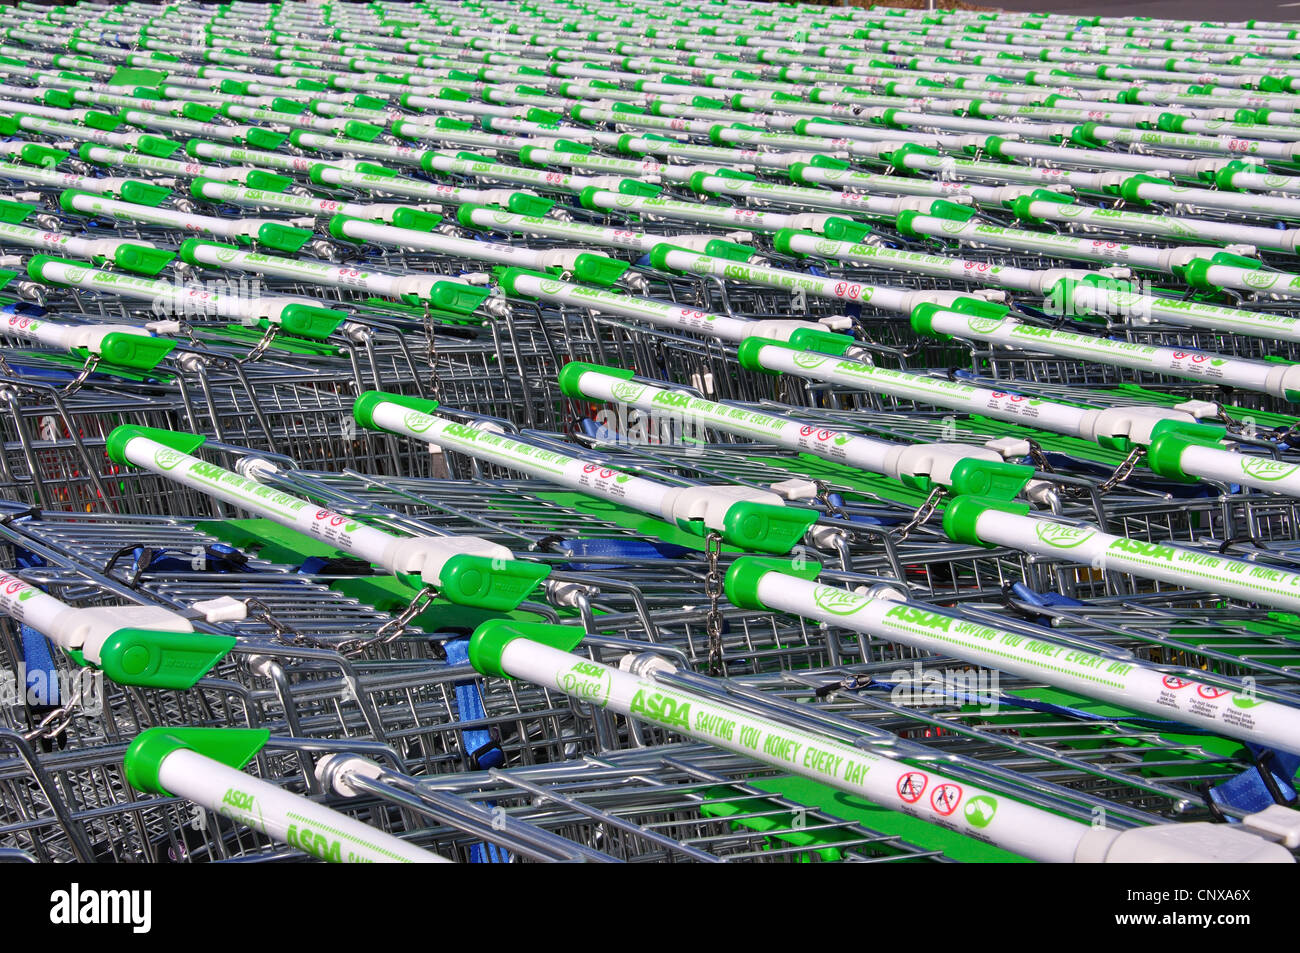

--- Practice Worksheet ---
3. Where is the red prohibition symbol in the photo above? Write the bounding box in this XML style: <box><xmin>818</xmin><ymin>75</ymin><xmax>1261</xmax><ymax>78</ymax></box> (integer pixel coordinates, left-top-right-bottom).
<box><xmin>930</xmin><ymin>783</ymin><xmax>962</xmax><ymax>816</ymax></box>
<box><xmin>897</xmin><ymin>772</ymin><xmax>927</xmax><ymax>804</ymax></box>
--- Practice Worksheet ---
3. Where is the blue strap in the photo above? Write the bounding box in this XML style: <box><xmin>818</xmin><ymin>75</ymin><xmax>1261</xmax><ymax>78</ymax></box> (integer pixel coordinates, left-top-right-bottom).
<box><xmin>556</xmin><ymin>536</ymin><xmax>693</xmax><ymax>570</ymax></box>
<box><xmin>860</xmin><ymin>677</ymin><xmax>1205</xmax><ymax>732</ymax></box>
<box><xmin>818</xmin><ymin>493</ymin><xmax>892</xmax><ymax>525</ymax></box>
<box><xmin>296</xmin><ymin>555</ymin><xmax>371</xmax><ymax>576</ymax></box>
<box><xmin>578</xmin><ymin>416</ymin><xmax>624</xmax><ymax>443</ymax></box>
<box><xmin>1008</xmin><ymin>582</ymin><xmax>1085</xmax><ymax>609</ymax></box>
<box><xmin>1210</xmin><ymin>745</ymin><xmax>1300</xmax><ymax>818</ymax></box>
<box><xmin>443</xmin><ymin>638</ymin><xmax>509</xmax><ymax>863</ymax></box>
<box><xmin>1</xmin><ymin>302</ymin><xmax>47</xmax><ymax>318</ymax></box>
<box><xmin>21</xmin><ymin>624</ymin><xmax>59</xmax><ymax>706</ymax></box>
<box><xmin>443</xmin><ymin>639</ymin><xmax>499</xmax><ymax>768</ymax></box>
<box><xmin>131</xmin><ymin>544</ymin><xmax>250</xmax><ymax>574</ymax></box>
<box><xmin>1005</xmin><ymin>583</ymin><xmax>1092</xmax><ymax>630</ymax></box>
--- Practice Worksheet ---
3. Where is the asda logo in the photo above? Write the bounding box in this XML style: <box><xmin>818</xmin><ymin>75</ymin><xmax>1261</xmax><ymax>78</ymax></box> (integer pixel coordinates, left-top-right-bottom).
<box><xmin>611</xmin><ymin>381</ymin><xmax>648</xmax><ymax>405</ymax></box>
<box><xmin>811</xmin><ymin>584</ymin><xmax>864</xmax><ymax>616</ymax></box>
<box><xmin>1034</xmin><ymin>522</ymin><xmax>1095</xmax><ymax>549</ymax></box>
<box><xmin>883</xmin><ymin>604</ymin><xmax>953</xmax><ymax>632</ymax></box>
<box><xmin>629</xmin><ymin>688</ymin><xmax>691</xmax><ymax>729</ymax></box>
<box><xmin>1240</xmin><ymin>457</ymin><xmax>1298</xmax><ymax>482</ymax></box>
<box><xmin>285</xmin><ymin>823</ymin><xmax>342</xmax><ymax>863</ymax></box>
<box><xmin>153</xmin><ymin>448</ymin><xmax>186</xmax><ymax>471</ymax></box>
<box><xmin>403</xmin><ymin>411</ymin><xmax>435</xmax><ymax>434</ymax></box>
<box><xmin>222</xmin><ymin>787</ymin><xmax>254</xmax><ymax>812</ymax></box>
<box><xmin>650</xmin><ymin>390</ymin><xmax>690</xmax><ymax>409</ymax></box>
<box><xmin>964</xmin><ymin>795</ymin><xmax>997</xmax><ymax>828</ymax></box>
<box><xmin>967</xmin><ymin>315</ymin><xmax>1004</xmax><ymax>335</ymax></box>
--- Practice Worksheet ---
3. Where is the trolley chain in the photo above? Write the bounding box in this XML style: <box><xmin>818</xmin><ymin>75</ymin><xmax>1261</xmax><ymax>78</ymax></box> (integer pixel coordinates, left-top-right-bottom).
<box><xmin>891</xmin><ymin>486</ymin><xmax>946</xmax><ymax>544</ymax></box>
<box><xmin>0</xmin><ymin>350</ymin><xmax>100</xmax><ymax>398</ymax></box>
<box><xmin>1025</xmin><ymin>438</ymin><xmax>1055</xmax><ymax>473</ymax></box>
<box><xmin>237</xmin><ymin>324</ymin><xmax>281</xmax><ymax>365</ymax></box>
<box><xmin>813</xmin><ymin>480</ymin><xmax>847</xmax><ymax>521</ymax></box>
<box><xmin>423</xmin><ymin>302</ymin><xmax>441</xmax><ymax>401</ymax></box>
<box><xmin>704</xmin><ymin>532</ymin><xmax>725</xmax><ymax>677</ymax></box>
<box><xmin>243</xmin><ymin>599</ymin><xmax>330</xmax><ymax>651</ymax></box>
<box><xmin>343</xmin><ymin>584</ymin><xmax>440</xmax><ymax>657</ymax></box>
<box><xmin>1092</xmin><ymin>446</ymin><xmax>1146</xmax><ymax>495</ymax></box>
<box><xmin>21</xmin><ymin>672</ymin><xmax>98</xmax><ymax>746</ymax></box>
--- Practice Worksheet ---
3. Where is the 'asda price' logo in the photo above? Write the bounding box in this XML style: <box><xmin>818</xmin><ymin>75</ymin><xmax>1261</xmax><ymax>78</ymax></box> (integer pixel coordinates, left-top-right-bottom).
<box><xmin>558</xmin><ymin>660</ymin><xmax>611</xmax><ymax>705</ymax></box>
<box><xmin>811</xmin><ymin>584</ymin><xmax>864</xmax><ymax>616</ymax></box>
<box><xmin>1034</xmin><ymin>522</ymin><xmax>1096</xmax><ymax>549</ymax></box>
<box><xmin>1240</xmin><ymin>457</ymin><xmax>1299</xmax><ymax>482</ymax></box>
<box><xmin>492</xmin><ymin>211</ymin><xmax>513</xmax><ymax>225</ymax></box>
<box><xmin>814</xmin><ymin>239</ymin><xmax>840</xmax><ymax>257</ymax></box>
<box><xmin>215</xmin><ymin>247</ymin><xmax>238</xmax><ymax>264</ymax></box>
<box><xmin>792</xmin><ymin>351</ymin><xmax>831</xmax><ymax>371</ymax></box>
<box><xmin>61</xmin><ymin>265</ymin><xmax>87</xmax><ymax>283</ymax></box>
<box><xmin>967</xmin><ymin>315</ymin><xmax>1004</xmax><ymax>335</ymax></box>
<box><xmin>1241</xmin><ymin>270</ymin><xmax>1279</xmax><ymax>291</ymax></box>
<box><xmin>403</xmin><ymin>411</ymin><xmax>435</xmax><ymax>434</ymax></box>
<box><xmin>611</xmin><ymin>381</ymin><xmax>648</xmax><ymax>404</ymax></box>
<box><xmin>538</xmin><ymin>279</ymin><xmax>562</xmax><ymax>295</ymax></box>
<box><xmin>940</xmin><ymin>219</ymin><xmax>967</xmax><ymax>235</ymax></box>
<box><xmin>153</xmin><ymin>447</ymin><xmax>186</xmax><ymax>471</ymax></box>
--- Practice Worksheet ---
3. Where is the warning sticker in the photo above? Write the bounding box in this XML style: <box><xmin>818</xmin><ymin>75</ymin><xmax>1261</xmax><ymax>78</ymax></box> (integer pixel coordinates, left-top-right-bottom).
<box><xmin>1162</xmin><ymin>676</ymin><xmax>1192</xmax><ymax>690</ymax></box>
<box><xmin>1196</xmin><ymin>684</ymin><xmax>1231</xmax><ymax>700</ymax></box>
<box><xmin>897</xmin><ymin>772</ymin><xmax>927</xmax><ymax>804</ymax></box>
<box><xmin>930</xmin><ymin>783</ymin><xmax>962</xmax><ymax>816</ymax></box>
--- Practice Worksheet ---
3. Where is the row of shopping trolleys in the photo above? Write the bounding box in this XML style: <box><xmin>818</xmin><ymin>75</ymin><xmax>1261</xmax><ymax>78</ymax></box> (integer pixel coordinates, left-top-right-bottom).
<box><xmin>0</xmin><ymin>0</ymin><xmax>1298</xmax><ymax>862</ymax></box>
